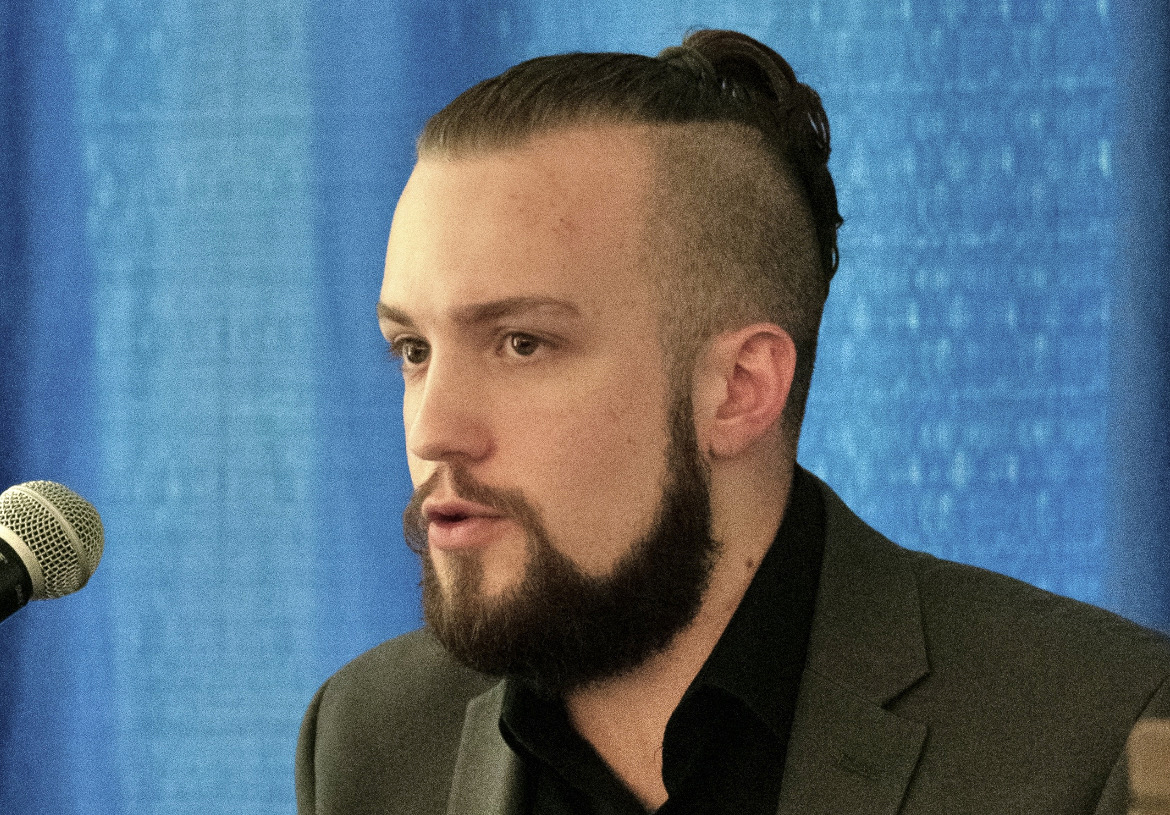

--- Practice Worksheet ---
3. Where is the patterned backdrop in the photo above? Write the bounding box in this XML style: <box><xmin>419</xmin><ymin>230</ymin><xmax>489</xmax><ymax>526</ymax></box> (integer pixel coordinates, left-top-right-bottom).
<box><xmin>1</xmin><ymin>1</ymin><xmax>1167</xmax><ymax>813</ymax></box>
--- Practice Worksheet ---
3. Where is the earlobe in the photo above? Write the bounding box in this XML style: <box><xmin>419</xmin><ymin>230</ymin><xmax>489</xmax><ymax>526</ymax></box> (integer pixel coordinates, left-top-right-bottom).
<box><xmin>694</xmin><ymin>324</ymin><xmax>796</xmax><ymax>459</ymax></box>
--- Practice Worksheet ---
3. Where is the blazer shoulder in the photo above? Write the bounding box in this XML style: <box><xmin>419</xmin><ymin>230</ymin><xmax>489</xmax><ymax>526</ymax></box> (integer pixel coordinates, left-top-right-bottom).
<box><xmin>812</xmin><ymin>468</ymin><xmax>1170</xmax><ymax>682</ymax></box>
<box><xmin>806</xmin><ymin>471</ymin><xmax>1170</xmax><ymax>812</ymax></box>
<box><xmin>910</xmin><ymin>547</ymin><xmax>1170</xmax><ymax>695</ymax></box>
<box><xmin>900</xmin><ymin>550</ymin><xmax>1170</xmax><ymax>811</ymax></box>
<box><xmin>326</xmin><ymin>627</ymin><xmax>497</xmax><ymax>708</ymax></box>
<box><xmin>297</xmin><ymin>628</ymin><xmax>499</xmax><ymax>815</ymax></box>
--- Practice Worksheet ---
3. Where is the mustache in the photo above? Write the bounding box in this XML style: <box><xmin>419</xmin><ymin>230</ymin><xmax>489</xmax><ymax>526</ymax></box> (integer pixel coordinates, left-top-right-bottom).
<box><xmin>402</xmin><ymin>467</ymin><xmax>543</xmax><ymax>554</ymax></box>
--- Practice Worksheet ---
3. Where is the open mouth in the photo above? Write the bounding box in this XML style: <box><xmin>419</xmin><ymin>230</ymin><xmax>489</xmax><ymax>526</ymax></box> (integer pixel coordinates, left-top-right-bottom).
<box><xmin>421</xmin><ymin>500</ymin><xmax>507</xmax><ymax>550</ymax></box>
<box><xmin>418</xmin><ymin>489</ymin><xmax>515</xmax><ymax>552</ymax></box>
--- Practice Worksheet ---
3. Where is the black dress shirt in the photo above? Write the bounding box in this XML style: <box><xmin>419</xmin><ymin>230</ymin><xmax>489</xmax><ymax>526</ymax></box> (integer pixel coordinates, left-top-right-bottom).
<box><xmin>499</xmin><ymin>466</ymin><xmax>826</xmax><ymax>814</ymax></box>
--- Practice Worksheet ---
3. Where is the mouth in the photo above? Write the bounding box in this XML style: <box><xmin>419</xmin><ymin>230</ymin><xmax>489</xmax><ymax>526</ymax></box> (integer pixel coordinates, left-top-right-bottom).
<box><xmin>421</xmin><ymin>499</ymin><xmax>508</xmax><ymax>550</ymax></box>
<box><xmin>422</xmin><ymin>499</ymin><xmax>502</xmax><ymax>524</ymax></box>
<box><xmin>428</xmin><ymin>509</ymin><xmax>469</xmax><ymax>525</ymax></box>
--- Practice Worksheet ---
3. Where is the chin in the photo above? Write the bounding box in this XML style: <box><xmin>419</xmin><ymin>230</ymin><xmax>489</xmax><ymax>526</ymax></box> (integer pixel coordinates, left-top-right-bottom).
<box><xmin>431</xmin><ymin>546</ymin><xmax>525</xmax><ymax>602</ymax></box>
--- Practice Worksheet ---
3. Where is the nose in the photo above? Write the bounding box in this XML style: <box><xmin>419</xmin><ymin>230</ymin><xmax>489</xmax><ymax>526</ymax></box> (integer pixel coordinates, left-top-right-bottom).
<box><xmin>404</xmin><ymin>354</ymin><xmax>493</xmax><ymax>465</ymax></box>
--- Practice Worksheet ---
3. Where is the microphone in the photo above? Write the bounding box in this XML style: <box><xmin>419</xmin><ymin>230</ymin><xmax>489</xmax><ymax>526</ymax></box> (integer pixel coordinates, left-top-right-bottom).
<box><xmin>0</xmin><ymin>481</ymin><xmax>104</xmax><ymax>624</ymax></box>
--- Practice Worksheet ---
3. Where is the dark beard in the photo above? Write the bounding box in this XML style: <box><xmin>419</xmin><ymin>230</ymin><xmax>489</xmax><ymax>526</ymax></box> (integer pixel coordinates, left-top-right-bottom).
<box><xmin>402</xmin><ymin>396</ymin><xmax>719</xmax><ymax>695</ymax></box>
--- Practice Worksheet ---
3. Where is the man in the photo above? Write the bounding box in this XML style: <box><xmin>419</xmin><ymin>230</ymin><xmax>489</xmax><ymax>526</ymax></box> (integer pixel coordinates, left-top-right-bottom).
<box><xmin>296</xmin><ymin>30</ymin><xmax>1170</xmax><ymax>815</ymax></box>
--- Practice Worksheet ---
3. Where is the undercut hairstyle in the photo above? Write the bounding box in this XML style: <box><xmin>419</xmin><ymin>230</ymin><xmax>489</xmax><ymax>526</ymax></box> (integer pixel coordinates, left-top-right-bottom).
<box><xmin>417</xmin><ymin>29</ymin><xmax>843</xmax><ymax>443</ymax></box>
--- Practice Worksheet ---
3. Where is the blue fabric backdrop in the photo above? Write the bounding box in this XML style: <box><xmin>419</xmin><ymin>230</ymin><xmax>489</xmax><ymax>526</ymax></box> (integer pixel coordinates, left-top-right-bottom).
<box><xmin>1</xmin><ymin>1</ymin><xmax>1167</xmax><ymax>812</ymax></box>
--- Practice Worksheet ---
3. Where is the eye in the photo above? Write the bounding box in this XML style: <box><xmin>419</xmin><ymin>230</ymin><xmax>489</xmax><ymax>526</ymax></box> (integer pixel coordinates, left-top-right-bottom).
<box><xmin>506</xmin><ymin>333</ymin><xmax>541</xmax><ymax>357</ymax></box>
<box><xmin>391</xmin><ymin>337</ymin><xmax>430</xmax><ymax>366</ymax></box>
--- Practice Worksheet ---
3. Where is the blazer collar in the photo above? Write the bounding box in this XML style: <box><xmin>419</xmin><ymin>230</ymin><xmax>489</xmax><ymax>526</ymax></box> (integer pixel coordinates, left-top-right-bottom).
<box><xmin>777</xmin><ymin>473</ymin><xmax>930</xmax><ymax>815</ymax></box>
<box><xmin>805</xmin><ymin>473</ymin><xmax>929</xmax><ymax>704</ymax></box>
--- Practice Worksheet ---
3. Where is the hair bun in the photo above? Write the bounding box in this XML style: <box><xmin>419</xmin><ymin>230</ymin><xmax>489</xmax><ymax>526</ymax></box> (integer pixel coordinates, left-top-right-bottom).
<box><xmin>682</xmin><ymin>30</ymin><xmax>797</xmax><ymax>102</ymax></box>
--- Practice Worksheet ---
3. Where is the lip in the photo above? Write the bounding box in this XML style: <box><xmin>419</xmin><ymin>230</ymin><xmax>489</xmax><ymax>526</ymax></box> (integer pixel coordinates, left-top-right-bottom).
<box><xmin>422</xmin><ymin>498</ymin><xmax>509</xmax><ymax>551</ymax></box>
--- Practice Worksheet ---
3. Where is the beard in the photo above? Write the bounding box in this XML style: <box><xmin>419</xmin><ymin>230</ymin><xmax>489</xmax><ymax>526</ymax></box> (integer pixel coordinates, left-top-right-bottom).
<box><xmin>402</xmin><ymin>395</ymin><xmax>720</xmax><ymax>695</ymax></box>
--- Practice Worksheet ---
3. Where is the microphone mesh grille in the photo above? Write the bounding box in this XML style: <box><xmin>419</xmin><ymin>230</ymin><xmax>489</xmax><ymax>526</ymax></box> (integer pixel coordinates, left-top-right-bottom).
<box><xmin>0</xmin><ymin>481</ymin><xmax>104</xmax><ymax>599</ymax></box>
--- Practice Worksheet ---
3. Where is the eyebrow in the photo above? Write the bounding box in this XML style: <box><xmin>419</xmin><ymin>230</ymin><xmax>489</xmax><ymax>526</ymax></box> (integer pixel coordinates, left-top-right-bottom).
<box><xmin>376</xmin><ymin>296</ymin><xmax>582</xmax><ymax>328</ymax></box>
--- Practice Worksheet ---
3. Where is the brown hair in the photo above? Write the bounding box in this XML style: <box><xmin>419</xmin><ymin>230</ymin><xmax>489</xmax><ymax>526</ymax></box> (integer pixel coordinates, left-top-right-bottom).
<box><xmin>418</xmin><ymin>30</ymin><xmax>843</xmax><ymax>440</ymax></box>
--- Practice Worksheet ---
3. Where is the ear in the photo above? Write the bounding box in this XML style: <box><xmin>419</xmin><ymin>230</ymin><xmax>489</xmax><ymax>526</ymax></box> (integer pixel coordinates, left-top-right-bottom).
<box><xmin>692</xmin><ymin>323</ymin><xmax>797</xmax><ymax>460</ymax></box>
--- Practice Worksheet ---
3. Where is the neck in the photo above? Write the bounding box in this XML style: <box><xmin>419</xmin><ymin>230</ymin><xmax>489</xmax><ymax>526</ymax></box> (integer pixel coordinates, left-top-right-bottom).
<box><xmin>563</xmin><ymin>462</ymin><xmax>794</xmax><ymax>808</ymax></box>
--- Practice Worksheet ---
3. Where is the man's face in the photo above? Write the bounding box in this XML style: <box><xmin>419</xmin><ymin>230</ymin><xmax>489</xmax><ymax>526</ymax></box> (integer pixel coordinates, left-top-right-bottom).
<box><xmin>380</xmin><ymin>127</ymin><xmax>675</xmax><ymax>597</ymax></box>
<box><xmin>379</xmin><ymin>126</ymin><xmax>719</xmax><ymax>689</ymax></box>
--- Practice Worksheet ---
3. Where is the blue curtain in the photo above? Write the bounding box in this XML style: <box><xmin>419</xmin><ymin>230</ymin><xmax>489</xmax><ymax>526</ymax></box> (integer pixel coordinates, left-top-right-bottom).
<box><xmin>1</xmin><ymin>1</ymin><xmax>1166</xmax><ymax>812</ymax></box>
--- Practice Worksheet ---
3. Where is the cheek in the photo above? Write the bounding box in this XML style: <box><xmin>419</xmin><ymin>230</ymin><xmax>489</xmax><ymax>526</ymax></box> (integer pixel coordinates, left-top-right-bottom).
<box><xmin>506</xmin><ymin>367</ymin><xmax>673</xmax><ymax>574</ymax></box>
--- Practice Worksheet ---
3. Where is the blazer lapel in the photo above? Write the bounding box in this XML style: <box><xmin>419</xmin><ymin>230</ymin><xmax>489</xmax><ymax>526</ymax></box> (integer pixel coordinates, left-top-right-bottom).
<box><xmin>446</xmin><ymin>682</ymin><xmax>525</xmax><ymax>815</ymax></box>
<box><xmin>778</xmin><ymin>670</ymin><xmax>927</xmax><ymax>815</ymax></box>
<box><xmin>777</xmin><ymin>474</ymin><xmax>930</xmax><ymax>815</ymax></box>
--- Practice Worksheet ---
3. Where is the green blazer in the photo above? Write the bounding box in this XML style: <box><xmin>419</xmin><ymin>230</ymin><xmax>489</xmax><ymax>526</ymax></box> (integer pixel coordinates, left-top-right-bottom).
<box><xmin>296</xmin><ymin>475</ymin><xmax>1170</xmax><ymax>815</ymax></box>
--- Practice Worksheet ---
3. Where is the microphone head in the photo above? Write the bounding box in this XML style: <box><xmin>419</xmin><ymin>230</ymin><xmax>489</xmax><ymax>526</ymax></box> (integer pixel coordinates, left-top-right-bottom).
<box><xmin>0</xmin><ymin>481</ymin><xmax>104</xmax><ymax>600</ymax></box>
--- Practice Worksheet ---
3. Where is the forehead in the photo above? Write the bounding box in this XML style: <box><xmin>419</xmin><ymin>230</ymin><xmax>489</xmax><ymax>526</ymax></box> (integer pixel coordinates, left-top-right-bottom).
<box><xmin>381</xmin><ymin>126</ymin><xmax>659</xmax><ymax>319</ymax></box>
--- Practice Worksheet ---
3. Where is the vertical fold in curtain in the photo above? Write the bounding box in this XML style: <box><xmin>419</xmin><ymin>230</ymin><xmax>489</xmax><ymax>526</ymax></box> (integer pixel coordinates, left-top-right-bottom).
<box><xmin>1111</xmin><ymin>0</ymin><xmax>1170</xmax><ymax>632</ymax></box>
<box><xmin>0</xmin><ymin>0</ymin><xmax>118</xmax><ymax>812</ymax></box>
